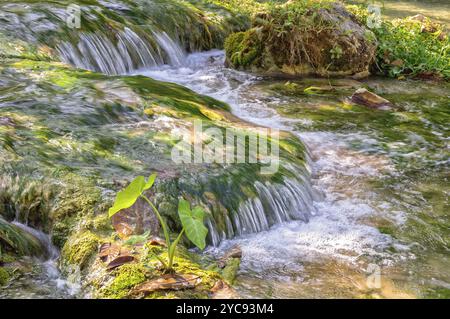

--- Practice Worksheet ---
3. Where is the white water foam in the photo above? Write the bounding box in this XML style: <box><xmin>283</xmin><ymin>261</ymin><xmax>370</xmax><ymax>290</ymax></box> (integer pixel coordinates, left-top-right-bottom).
<box><xmin>136</xmin><ymin>50</ymin><xmax>404</xmax><ymax>286</ymax></box>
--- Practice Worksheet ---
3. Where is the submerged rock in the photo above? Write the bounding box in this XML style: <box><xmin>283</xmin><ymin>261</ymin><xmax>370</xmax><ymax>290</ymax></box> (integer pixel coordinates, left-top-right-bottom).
<box><xmin>351</xmin><ymin>88</ymin><xmax>393</xmax><ymax>109</ymax></box>
<box><xmin>225</xmin><ymin>2</ymin><xmax>376</xmax><ymax>77</ymax></box>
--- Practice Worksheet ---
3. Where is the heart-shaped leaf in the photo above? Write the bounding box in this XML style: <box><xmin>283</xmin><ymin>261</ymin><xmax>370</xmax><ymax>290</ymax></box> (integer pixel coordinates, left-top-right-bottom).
<box><xmin>178</xmin><ymin>199</ymin><xmax>208</xmax><ymax>250</ymax></box>
<box><xmin>143</xmin><ymin>173</ymin><xmax>157</xmax><ymax>191</ymax></box>
<box><xmin>108</xmin><ymin>174</ymin><xmax>157</xmax><ymax>217</ymax></box>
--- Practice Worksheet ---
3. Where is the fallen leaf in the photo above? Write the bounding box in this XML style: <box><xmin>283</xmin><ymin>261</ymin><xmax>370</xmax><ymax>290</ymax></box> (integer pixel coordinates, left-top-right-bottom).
<box><xmin>133</xmin><ymin>274</ymin><xmax>201</xmax><ymax>295</ymax></box>
<box><xmin>106</xmin><ymin>255</ymin><xmax>135</xmax><ymax>270</ymax></box>
<box><xmin>111</xmin><ymin>196</ymin><xmax>159</xmax><ymax>239</ymax></box>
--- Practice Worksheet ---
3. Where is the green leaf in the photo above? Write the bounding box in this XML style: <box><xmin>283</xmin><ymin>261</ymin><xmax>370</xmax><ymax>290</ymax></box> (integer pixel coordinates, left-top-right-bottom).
<box><xmin>178</xmin><ymin>199</ymin><xmax>208</xmax><ymax>250</ymax></box>
<box><xmin>108</xmin><ymin>176</ymin><xmax>146</xmax><ymax>217</ymax></box>
<box><xmin>143</xmin><ymin>173</ymin><xmax>157</xmax><ymax>191</ymax></box>
<box><xmin>108</xmin><ymin>174</ymin><xmax>158</xmax><ymax>217</ymax></box>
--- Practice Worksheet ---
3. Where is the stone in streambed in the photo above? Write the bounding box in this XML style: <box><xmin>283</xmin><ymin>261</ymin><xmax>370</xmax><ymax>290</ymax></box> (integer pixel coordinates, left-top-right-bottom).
<box><xmin>217</xmin><ymin>245</ymin><xmax>242</xmax><ymax>285</ymax></box>
<box><xmin>211</xmin><ymin>280</ymin><xmax>238</xmax><ymax>299</ymax></box>
<box><xmin>217</xmin><ymin>244</ymin><xmax>242</xmax><ymax>268</ymax></box>
<box><xmin>351</xmin><ymin>88</ymin><xmax>393</xmax><ymax>109</ymax></box>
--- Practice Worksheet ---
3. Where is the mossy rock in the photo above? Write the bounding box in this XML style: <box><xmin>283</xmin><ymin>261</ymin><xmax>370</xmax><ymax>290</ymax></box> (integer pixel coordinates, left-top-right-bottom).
<box><xmin>94</xmin><ymin>243</ymin><xmax>223</xmax><ymax>299</ymax></box>
<box><xmin>224</xmin><ymin>29</ymin><xmax>263</xmax><ymax>69</ymax></box>
<box><xmin>0</xmin><ymin>217</ymin><xmax>45</xmax><ymax>257</ymax></box>
<box><xmin>61</xmin><ymin>231</ymin><xmax>101</xmax><ymax>271</ymax></box>
<box><xmin>225</xmin><ymin>1</ymin><xmax>377</xmax><ymax>77</ymax></box>
<box><xmin>221</xmin><ymin>257</ymin><xmax>240</xmax><ymax>285</ymax></box>
<box><xmin>0</xmin><ymin>267</ymin><xmax>10</xmax><ymax>286</ymax></box>
<box><xmin>99</xmin><ymin>263</ymin><xmax>148</xmax><ymax>299</ymax></box>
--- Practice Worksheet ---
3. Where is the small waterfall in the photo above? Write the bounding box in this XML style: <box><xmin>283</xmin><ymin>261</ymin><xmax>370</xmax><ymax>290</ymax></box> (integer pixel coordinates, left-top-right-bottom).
<box><xmin>152</xmin><ymin>31</ymin><xmax>186</xmax><ymax>67</ymax></box>
<box><xmin>8</xmin><ymin>221</ymin><xmax>80</xmax><ymax>297</ymax></box>
<box><xmin>57</xmin><ymin>28</ymin><xmax>186</xmax><ymax>75</ymax></box>
<box><xmin>12</xmin><ymin>222</ymin><xmax>59</xmax><ymax>260</ymax></box>
<box><xmin>206</xmin><ymin>176</ymin><xmax>318</xmax><ymax>247</ymax></box>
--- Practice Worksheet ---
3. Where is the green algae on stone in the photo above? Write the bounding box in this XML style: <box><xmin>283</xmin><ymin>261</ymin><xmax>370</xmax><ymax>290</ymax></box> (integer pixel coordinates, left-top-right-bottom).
<box><xmin>221</xmin><ymin>257</ymin><xmax>240</xmax><ymax>285</ymax></box>
<box><xmin>0</xmin><ymin>267</ymin><xmax>10</xmax><ymax>286</ymax></box>
<box><xmin>0</xmin><ymin>217</ymin><xmax>45</xmax><ymax>257</ymax></box>
<box><xmin>224</xmin><ymin>30</ymin><xmax>262</xmax><ymax>69</ymax></box>
<box><xmin>99</xmin><ymin>263</ymin><xmax>148</xmax><ymax>299</ymax></box>
<box><xmin>224</xmin><ymin>1</ymin><xmax>376</xmax><ymax>77</ymax></box>
<box><xmin>61</xmin><ymin>231</ymin><xmax>101</xmax><ymax>271</ymax></box>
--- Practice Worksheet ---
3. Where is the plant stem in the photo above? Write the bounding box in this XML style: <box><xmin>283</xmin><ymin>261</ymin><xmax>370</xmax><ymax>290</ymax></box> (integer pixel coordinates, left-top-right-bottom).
<box><xmin>140</xmin><ymin>194</ymin><xmax>171</xmax><ymax>249</ymax></box>
<box><xmin>168</xmin><ymin>229</ymin><xmax>185</xmax><ymax>270</ymax></box>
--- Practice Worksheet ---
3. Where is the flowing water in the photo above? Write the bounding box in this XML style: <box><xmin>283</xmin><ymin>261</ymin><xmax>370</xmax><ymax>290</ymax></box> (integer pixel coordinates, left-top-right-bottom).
<box><xmin>0</xmin><ymin>223</ymin><xmax>80</xmax><ymax>299</ymax></box>
<box><xmin>136</xmin><ymin>50</ymin><xmax>449</xmax><ymax>299</ymax></box>
<box><xmin>1</xmin><ymin>7</ymin><xmax>448</xmax><ymax>298</ymax></box>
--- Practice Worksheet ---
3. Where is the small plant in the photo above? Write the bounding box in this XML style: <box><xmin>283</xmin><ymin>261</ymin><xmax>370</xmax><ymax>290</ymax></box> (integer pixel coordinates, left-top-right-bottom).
<box><xmin>330</xmin><ymin>45</ymin><xmax>343</xmax><ymax>60</ymax></box>
<box><xmin>108</xmin><ymin>174</ymin><xmax>208</xmax><ymax>273</ymax></box>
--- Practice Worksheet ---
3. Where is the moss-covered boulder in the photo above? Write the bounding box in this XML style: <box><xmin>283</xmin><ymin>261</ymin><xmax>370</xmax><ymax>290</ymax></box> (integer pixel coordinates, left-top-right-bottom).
<box><xmin>0</xmin><ymin>217</ymin><xmax>46</xmax><ymax>257</ymax></box>
<box><xmin>225</xmin><ymin>1</ymin><xmax>377</xmax><ymax>78</ymax></box>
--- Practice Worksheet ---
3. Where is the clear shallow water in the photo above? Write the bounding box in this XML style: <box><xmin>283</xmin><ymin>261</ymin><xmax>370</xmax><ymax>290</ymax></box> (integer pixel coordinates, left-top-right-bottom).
<box><xmin>137</xmin><ymin>51</ymin><xmax>449</xmax><ymax>299</ymax></box>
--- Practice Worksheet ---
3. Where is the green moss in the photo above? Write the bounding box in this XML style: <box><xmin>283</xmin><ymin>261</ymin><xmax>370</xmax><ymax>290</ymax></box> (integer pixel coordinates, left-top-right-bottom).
<box><xmin>221</xmin><ymin>258</ymin><xmax>240</xmax><ymax>285</ymax></box>
<box><xmin>61</xmin><ymin>231</ymin><xmax>100</xmax><ymax>270</ymax></box>
<box><xmin>224</xmin><ymin>0</ymin><xmax>375</xmax><ymax>76</ymax></box>
<box><xmin>100</xmin><ymin>263</ymin><xmax>148</xmax><ymax>299</ymax></box>
<box><xmin>0</xmin><ymin>217</ymin><xmax>44</xmax><ymax>257</ymax></box>
<box><xmin>0</xmin><ymin>267</ymin><xmax>10</xmax><ymax>286</ymax></box>
<box><xmin>224</xmin><ymin>30</ymin><xmax>262</xmax><ymax>68</ymax></box>
<box><xmin>424</xmin><ymin>287</ymin><xmax>450</xmax><ymax>299</ymax></box>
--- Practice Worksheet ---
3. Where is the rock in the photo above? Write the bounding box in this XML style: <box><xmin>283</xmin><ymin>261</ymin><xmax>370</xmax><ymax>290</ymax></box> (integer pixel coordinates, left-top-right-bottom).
<box><xmin>217</xmin><ymin>245</ymin><xmax>242</xmax><ymax>285</ymax></box>
<box><xmin>211</xmin><ymin>280</ymin><xmax>238</xmax><ymax>299</ymax></box>
<box><xmin>221</xmin><ymin>258</ymin><xmax>241</xmax><ymax>285</ymax></box>
<box><xmin>225</xmin><ymin>2</ymin><xmax>377</xmax><ymax>78</ymax></box>
<box><xmin>223</xmin><ymin>245</ymin><xmax>242</xmax><ymax>259</ymax></box>
<box><xmin>0</xmin><ymin>116</ymin><xmax>15</xmax><ymax>127</ymax></box>
<box><xmin>408</xmin><ymin>14</ymin><xmax>445</xmax><ymax>37</ymax></box>
<box><xmin>217</xmin><ymin>245</ymin><xmax>242</xmax><ymax>268</ymax></box>
<box><xmin>409</xmin><ymin>14</ymin><xmax>426</xmax><ymax>22</ymax></box>
<box><xmin>351</xmin><ymin>88</ymin><xmax>393</xmax><ymax>109</ymax></box>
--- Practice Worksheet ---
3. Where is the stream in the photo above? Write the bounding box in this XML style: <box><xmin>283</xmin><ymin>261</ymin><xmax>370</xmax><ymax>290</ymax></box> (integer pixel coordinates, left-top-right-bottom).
<box><xmin>1</xmin><ymin>47</ymin><xmax>448</xmax><ymax>299</ymax></box>
<box><xmin>136</xmin><ymin>50</ymin><xmax>449</xmax><ymax>298</ymax></box>
<box><xmin>0</xmin><ymin>223</ymin><xmax>79</xmax><ymax>299</ymax></box>
<box><xmin>0</xmin><ymin>0</ymin><xmax>448</xmax><ymax>298</ymax></box>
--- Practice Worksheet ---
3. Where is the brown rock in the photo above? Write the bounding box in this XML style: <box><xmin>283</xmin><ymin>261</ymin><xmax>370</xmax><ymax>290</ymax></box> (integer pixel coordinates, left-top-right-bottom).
<box><xmin>211</xmin><ymin>280</ymin><xmax>238</xmax><ymax>299</ymax></box>
<box><xmin>217</xmin><ymin>245</ymin><xmax>242</xmax><ymax>268</ymax></box>
<box><xmin>351</xmin><ymin>88</ymin><xmax>393</xmax><ymax>109</ymax></box>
